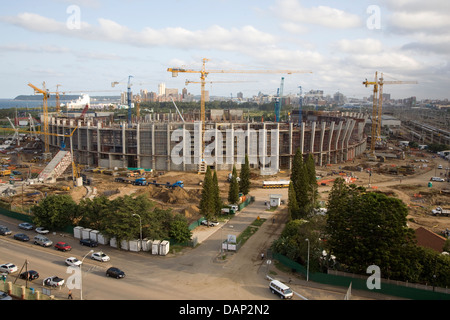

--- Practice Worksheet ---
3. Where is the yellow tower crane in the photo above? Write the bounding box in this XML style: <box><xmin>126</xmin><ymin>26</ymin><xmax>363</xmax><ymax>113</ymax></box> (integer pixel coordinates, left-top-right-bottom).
<box><xmin>28</xmin><ymin>82</ymin><xmax>51</xmax><ymax>159</ymax></box>
<box><xmin>168</xmin><ymin>58</ymin><xmax>312</xmax><ymax>172</ymax></box>
<box><xmin>363</xmin><ymin>72</ymin><xmax>417</xmax><ymax>157</ymax></box>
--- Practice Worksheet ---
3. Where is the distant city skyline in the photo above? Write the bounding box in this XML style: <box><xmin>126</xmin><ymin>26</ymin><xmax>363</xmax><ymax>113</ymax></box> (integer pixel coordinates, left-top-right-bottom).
<box><xmin>1</xmin><ymin>1</ymin><xmax>449</xmax><ymax>100</ymax></box>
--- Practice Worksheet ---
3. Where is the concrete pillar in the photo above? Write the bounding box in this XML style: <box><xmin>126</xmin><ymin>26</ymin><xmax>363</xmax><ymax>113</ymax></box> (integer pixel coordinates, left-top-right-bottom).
<box><xmin>310</xmin><ymin>121</ymin><xmax>316</xmax><ymax>154</ymax></box>
<box><xmin>327</xmin><ymin>122</ymin><xmax>335</xmax><ymax>165</ymax></box>
<box><xmin>289</xmin><ymin>122</ymin><xmax>293</xmax><ymax>170</ymax></box>
<box><xmin>319</xmin><ymin>122</ymin><xmax>326</xmax><ymax>166</ymax></box>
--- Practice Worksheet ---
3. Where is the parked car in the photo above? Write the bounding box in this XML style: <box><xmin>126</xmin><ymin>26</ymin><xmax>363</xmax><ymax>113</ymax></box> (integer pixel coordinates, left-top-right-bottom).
<box><xmin>430</xmin><ymin>177</ymin><xmax>445</xmax><ymax>182</ymax></box>
<box><xmin>0</xmin><ymin>290</ymin><xmax>12</xmax><ymax>300</ymax></box>
<box><xmin>0</xmin><ymin>226</ymin><xmax>11</xmax><ymax>236</ymax></box>
<box><xmin>18</xmin><ymin>222</ymin><xmax>33</xmax><ymax>230</ymax></box>
<box><xmin>13</xmin><ymin>233</ymin><xmax>30</xmax><ymax>242</ymax></box>
<box><xmin>80</xmin><ymin>238</ymin><xmax>98</xmax><ymax>247</ymax></box>
<box><xmin>35</xmin><ymin>227</ymin><xmax>49</xmax><ymax>234</ymax></box>
<box><xmin>91</xmin><ymin>251</ymin><xmax>110</xmax><ymax>262</ymax></box>
<box><xmin>19</xmin><ymin>270</ymin><xmax>39</xmax><ymax>281</ymax></box>
<box><xmin>106</xmin><ymin>267</ymin><xmax>125</xmax><ymax>279</ymax></box>
<box><xmin>65</xmin><ymin>257</ymin><xmax>82</xmax><ymax>267</ymax></box>
<box><xmin>43</xmin><ymin>276</ymin><xmax>64</xmax><ymax>287</ymax></box>
<box><xmin>0</xmin><ymin>263</ymin><xmax>18</xmax><ymax>274</ymax></box>
<box><xmin>54</xmin><ymin>241</ymin><xmax>72</xmax><ymax>251</ymax></box>
<box><xmin>201</xmin><ymin>220</ymin><xmax>219</xmax><ymax>227</ymax></box>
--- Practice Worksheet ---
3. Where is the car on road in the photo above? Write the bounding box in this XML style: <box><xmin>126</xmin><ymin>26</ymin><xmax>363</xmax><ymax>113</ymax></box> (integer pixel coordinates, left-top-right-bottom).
<box><xmin>0</xmin><ymin>263</ymin><xmax>18</xmax><ymax>274</ymax></box>
<box><xmin>0</xmin><ymin>226</ymin><xmax>11</xmax><ymax>236</ymax></box>
<box><xmin>91</xmin><ymin>251</ymin><xmax>110</xmax><ymax>262</ymax></box>
<box><xmin>54</xmin><ymin>241</ymin><xmax>72</xmax><ymax>251</ymax></box>
<box><xmin>19</xmin><ymin>270</ymin><xmax>39</xmax><ymax>281</ymax></box>
<box><xmin>65</xmin><ymin>257</ymin><xmax>82</xmax><ymax>267</ymax></box>
<box><xmin>0</xmin><ymin>290</ymin><xmax>12</xmax><ymax>300</ymax></box>
<box><xmin>430</xmin><ymin>177</ymin><xmax>445</xmax><ymax>182</ymax></box>
<box><xmin>201</xmin><ymin>220</ymin><xmax>219</xmax><ymax>227</ymax></box>
<box><xmin>80</xmin><ymin>238</ymin><xmax>98</xmax><ymax>247</ymax></box>
<box><xmin>13</xmin><ymin>233</ymin><xmax>30</xmax><ymax>242</ymax></box>
<box><xmin>35</xmin><ymin>227</ymin><xmax>49</xmax><ymax>234</ymax></box>
<box><xmin>18</xmin><ymin>222</ymin><xmax>33</xmax><ymax>230</ymax></box>
<box><xmin>106</xmin><ymin>267</ymin><xmax>125</xmax><ymax>279</ymax></box>
<box><xmin>43</xmin><ymin>276</ymin><xmax>64</xmax><ymax>287</ymax></box>
<box><xmin>438</xmin><ymin>165</ymin><xmax>443</xmax><ymax>169</ymax></box>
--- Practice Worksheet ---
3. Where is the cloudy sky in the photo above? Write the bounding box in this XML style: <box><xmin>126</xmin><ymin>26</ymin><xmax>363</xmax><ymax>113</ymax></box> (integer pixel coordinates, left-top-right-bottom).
<box><xmin>0</xmin><ymin>0</ymin><xmax>448</xmax><ymax>100</ymax></box>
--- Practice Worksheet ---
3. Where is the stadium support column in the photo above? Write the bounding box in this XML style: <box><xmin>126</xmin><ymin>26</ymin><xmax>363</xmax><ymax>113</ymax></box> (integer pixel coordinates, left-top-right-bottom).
<box><xmin>122</xmin><ymin>122</ymin><xmax>126</xmax><ymax>168</ymax></box>
<box><xmin>167</xmin><ymin>124</ymin><xmax>171</xmax><ymax>171</ymax></box>
<box><xmin>151</xmin><ymin>123</ymin><xmax>155</xmax><ymax>171</ymax></box>
<box><xmin>96</xmin><ymin>123</ymin><xmax>101</xmax><ymax>167</ymax></box>
<box><xmin>300</xmin><ymin>122</ymin><xmax>305</xmax><ymax>154</ymax></box>
<box><xmin>327</xmin><ymin>121</ymin><xmax>335</xmax><ymax>165</ymax></box>
<box><xmin>334</xmin><ymin>121</ymin><xmax>343</xmax><ymax>164</ymax></box>
<box><xmin>319</xmin><ymin>122</ymin><xmax>326</xmax><ymax>166</ymax></box>
<box><xmin>310</xmin><ymin>121</ymin><xmax>316</xmax><ymax>156</ymax></box>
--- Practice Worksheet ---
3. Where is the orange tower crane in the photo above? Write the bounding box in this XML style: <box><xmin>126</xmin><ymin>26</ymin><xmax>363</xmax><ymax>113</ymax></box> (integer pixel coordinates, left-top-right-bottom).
<box><xmin>28</xmin><ymin>82</ymin><xmax>51</xmax><ymax>157</ymax></box>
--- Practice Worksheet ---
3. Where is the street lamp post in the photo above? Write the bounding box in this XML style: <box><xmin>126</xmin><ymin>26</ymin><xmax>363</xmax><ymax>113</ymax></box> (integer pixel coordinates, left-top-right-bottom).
<box><xmin>132</xmin><ymin>213</ymin><xmax>142</xmax><ymax>251</ymax></box>
<box><xmin>80</xmin><ymin>249</ymin><xmax>94</xmax><ymax>300</ymax></box>
<box><xmin>305</xmin><ymin>238</ymin><xmax>310</xmax><ymax>281</ymax></box>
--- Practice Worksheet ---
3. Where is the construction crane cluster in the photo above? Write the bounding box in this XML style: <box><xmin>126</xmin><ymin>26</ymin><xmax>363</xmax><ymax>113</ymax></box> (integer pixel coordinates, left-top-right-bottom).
<box><xmin>168</xmin><ymin>58</ymin><xmax>312</xmax><ymax>172</ymax></box>
<box><xmin>363</xmin><ymin>72</ymin><xmax>418</xmax><ymax>157</ymax></box>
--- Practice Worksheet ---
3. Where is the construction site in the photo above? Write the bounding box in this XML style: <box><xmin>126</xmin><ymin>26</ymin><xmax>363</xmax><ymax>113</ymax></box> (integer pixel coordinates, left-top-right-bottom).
<box><xmin>0</xmin><ymin>69</ymin><xmax>448</xmax><ymax>243</ymax></box>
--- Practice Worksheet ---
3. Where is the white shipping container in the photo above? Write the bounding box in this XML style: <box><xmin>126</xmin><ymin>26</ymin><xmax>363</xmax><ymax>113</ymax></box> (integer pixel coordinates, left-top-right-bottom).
<box><xmin>129</xmin><ymin>240</ymin><xmax>141</xmax><ymax>252</ymax></box>
<box><xmin>97</xmin><ymin>233</ymin><xmax>109</xmax><ymax>245</ymax></box>
<box><xmin>90</xmin><ymin>230</ymin><xmax>99</xmax><ymax>242</ymax></box>
<box><xmin>73</xmin><ymin>226</ymin><xmax>83</xmax><ymax>239</ymax></box>
<box><xmin>110</xmin><ymin>238</ymin><xmax>117</xmax><ymax>248</ymax></box>
<box><xmin>141</xmin><ymin>239</ymin><xmax>151</xmax><ymax>252</ymax></box>
<box><xmin>159</xmin><ymin>240</ymin><xmax>169</xmax><ymax>256</ymax></box>
<box><xmin>152</xmin><ymin>240</ymin><xmax>161</xmax><ymax>255</ymax></box>
<box><xmin>121</xmin><ymin>240</ymin><xmax>129</xmax><ymax>250</ymax></box>
<box><xmin>81</xmin><ymin>228</ymin><xmax>92</xmax><ymax>239</ymax></box>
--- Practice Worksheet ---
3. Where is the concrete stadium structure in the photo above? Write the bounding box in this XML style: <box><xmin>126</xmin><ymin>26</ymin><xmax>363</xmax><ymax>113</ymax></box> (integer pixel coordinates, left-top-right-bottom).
<box><xmin>46</xmin><ymin>110</ymin><xmax>367</xmax><ymax>172</ymax></box>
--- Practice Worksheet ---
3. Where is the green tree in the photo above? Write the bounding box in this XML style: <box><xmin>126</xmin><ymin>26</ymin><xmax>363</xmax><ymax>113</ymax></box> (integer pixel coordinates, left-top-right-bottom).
<box><xmin>290</xmin><ymin>148</ymin><xmax>309</xmax><ymax>218</ymax></box>
<box><xmin>212</xmin><ymin>170</ymin><xmax>222</xmax><ymax>216</ymax></box>
<box><xmin>228</xmin><ymin>165</ymin><xmax>240</xmax><ymax>205</ymax></box>
<box><xmin>32</xmin><ymin>194</ymin><xmax>78</xmax><ymax>230</ymax></box>
<box><xmin>199</xmin><ymin>166</ymin><xmax>214</xmax><ymax>222</ymax></box>
<box><xmin>305</xmin><ymin>153</ymin><xmax>318</xmax><ymax>212</ymax></box>
<box><xmin>287</xmin><ymin>181</ymin><xmax>300</xmax><ymax>220</ymax></box>
<box><xmin>169</xmin><ymin>215</ymin><xmax>192</xmax><ymax>243</ymax></box>
<box><xmin>239</xmin><ymin>154</ymin><xmax>250</xmax><ymax>195</ymax></box>
<box><xmin>77</xmin><ymin>196</ymin><xmax>111</xmax><ymax>230</ymax></box>
<box><xmin>326</xmin><ymin>179</ymin><xmax>416</xmax><ymax>276</ymax></box>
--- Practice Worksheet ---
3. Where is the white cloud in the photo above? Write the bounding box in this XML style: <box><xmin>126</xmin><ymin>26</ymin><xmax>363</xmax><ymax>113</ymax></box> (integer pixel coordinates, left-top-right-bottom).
<box><xmin>273</xmin><ymin>0</ymin><xmax>362</xmax><ymax>30</ymax></box>
<box><xmin>1</xmin><ymin>13</ymin><xmax>277</xmax><ymax>53</ymax></box>
<box><xmin>333</xmin><ymin>38</ymin><xmax>383</xmax><ymax>55</ymax></box>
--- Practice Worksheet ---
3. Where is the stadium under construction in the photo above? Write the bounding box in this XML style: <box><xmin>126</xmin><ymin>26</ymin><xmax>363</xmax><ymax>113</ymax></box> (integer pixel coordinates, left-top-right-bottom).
<box><xmin>45</xmin><ymin>109</ymin><xmax>367</xmax><ymax>172</ymax></box>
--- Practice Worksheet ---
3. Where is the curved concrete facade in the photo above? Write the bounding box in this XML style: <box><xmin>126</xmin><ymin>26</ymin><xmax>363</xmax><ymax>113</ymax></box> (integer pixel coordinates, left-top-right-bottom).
<box><xmin>46</xmin><ymin>111</ymin><xmax>367</xmax><ymax>172</ymax></box>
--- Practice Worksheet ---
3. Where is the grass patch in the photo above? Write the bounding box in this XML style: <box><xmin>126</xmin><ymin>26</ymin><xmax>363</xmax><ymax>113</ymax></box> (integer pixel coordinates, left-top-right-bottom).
<box><xmin>237</xmin><ymin>218</ymin><xmax>266</xmax><ymax>246</ymax></box>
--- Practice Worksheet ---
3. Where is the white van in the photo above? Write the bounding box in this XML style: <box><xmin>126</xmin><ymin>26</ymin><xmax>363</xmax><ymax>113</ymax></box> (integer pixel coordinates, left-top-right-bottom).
<box><xmin>34</xmin><ymin>235</ymin><xmax>53</xmax><ymax>247</ymax></box>
<box><xmin>269</xmin><ymin>280</ymin><xmax>293</xmax><ymax>299</ymax></box>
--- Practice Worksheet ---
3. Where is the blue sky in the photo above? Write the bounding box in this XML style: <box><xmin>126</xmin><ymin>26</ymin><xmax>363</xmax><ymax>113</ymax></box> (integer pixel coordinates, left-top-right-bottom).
<box><xmin>1</xmin><ymin>0</ymin><xmax>449</xmax><ymax>100</ymax></box>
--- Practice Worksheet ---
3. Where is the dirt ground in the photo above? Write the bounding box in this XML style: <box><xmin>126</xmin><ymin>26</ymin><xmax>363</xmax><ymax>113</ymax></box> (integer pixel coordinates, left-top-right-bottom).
<box><xmin>7</xmin><ymin>148</ymin><xmax>450</xmax><ymax>238</ymax></box>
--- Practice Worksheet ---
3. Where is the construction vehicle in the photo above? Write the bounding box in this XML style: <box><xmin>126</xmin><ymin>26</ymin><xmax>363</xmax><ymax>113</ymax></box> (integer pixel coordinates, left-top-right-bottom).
<box><xmin>431</xmin><ymin>207</ymin><xmax>450</xmax><ymax>217</ymax></box>
<box><xmin>132</xmin><ymin>178</ymin><xmax>147</xmax><ymax>186</ymax></box>
<box><xmin>148</xmin><ymin>180</ymin><xmax>184</xmax><ymax>189</ymax></box>
<box><xmin>0</xmin><ymin>169</ymin><xmax>11</xmax><ymax>177</ymax></box>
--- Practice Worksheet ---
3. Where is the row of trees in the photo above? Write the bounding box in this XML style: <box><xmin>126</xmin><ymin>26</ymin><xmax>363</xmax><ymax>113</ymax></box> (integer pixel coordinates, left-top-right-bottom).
<box><xmin>32</xmin><ymin>194</ymin><xmax>192</xmax><ymax>244</ymax></box>
<box><xmin>199</xmin><ymin>155</ymin><xmax>251</xmax><ymax>222</ymax></box>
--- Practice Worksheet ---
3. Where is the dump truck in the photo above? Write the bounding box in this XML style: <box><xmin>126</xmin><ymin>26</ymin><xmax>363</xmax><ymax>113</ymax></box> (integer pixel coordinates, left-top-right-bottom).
<box><xmin>431</xmin><ymin>207</ymin><xmax>450</xmax><ymax>217</ymax></box>
<box><xmin>132</xmin><ymin>178</ymin><xmax>147</xmax><ymax>186</ymax></box>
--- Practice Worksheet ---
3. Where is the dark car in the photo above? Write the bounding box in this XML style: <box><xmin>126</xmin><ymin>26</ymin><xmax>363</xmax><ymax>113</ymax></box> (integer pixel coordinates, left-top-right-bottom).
<box><xmin>80</xmin><ymin>238</ymin><xmax>98</xmax><ymax>247</ymax></box>
<box><xmin>54</xmin><ymin>241</ymin><xmax>72</xmax><ymax>251</ymax></box>
<box><xmin>0</xmin><ymin>226</ymin><xmax>11</xmax><ymax>236</ymax></box>
<box><xmin>106</xmin><ymin>267</ymin><xmax>125</xmax><ymax>279</ymax></box>
<box><xmin>14</xmin><ymin>233</ymin><xmax>30</xmax><ymax>242</ymax></box>
<box><xmin>19</xmin><ymin>270</ymin><xmax>39</xmax><ymax>281</ymax></box>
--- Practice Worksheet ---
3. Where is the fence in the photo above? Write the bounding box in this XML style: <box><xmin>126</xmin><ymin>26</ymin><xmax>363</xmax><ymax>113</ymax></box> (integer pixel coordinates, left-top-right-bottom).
<box><xmin>2</xmin><ymin>281</ymin><xmax>56</xmax><ymax>300</ymax></box>
<box><xmin>272</xmin><ymin>253</ymin><xmax>450</xmax><ymax>300</ymax></box>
